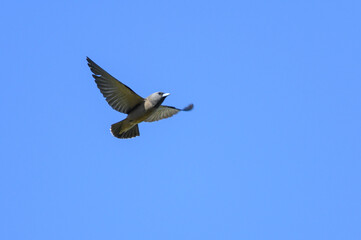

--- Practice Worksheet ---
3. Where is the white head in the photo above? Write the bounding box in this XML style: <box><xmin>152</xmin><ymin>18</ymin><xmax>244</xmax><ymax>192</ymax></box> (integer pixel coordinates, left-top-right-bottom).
<box><xmin>147</xmin><ymin>92</ymin><xmax>170</xmax><ymax>106</ymax></box>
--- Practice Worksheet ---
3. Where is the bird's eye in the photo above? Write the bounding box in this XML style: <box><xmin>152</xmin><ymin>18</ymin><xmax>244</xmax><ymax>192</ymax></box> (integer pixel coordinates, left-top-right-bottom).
<box><xmin>158</xmin><ymin>92</ymin><xmax>162</xmax><ymax>95</ymax></box>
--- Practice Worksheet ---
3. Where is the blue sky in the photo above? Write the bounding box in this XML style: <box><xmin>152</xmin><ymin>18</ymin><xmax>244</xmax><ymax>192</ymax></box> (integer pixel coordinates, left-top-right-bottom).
<box><xmin>1</xmin><ymin>0</ymin><xmax>361</xmax><ymax>239</ymax></box>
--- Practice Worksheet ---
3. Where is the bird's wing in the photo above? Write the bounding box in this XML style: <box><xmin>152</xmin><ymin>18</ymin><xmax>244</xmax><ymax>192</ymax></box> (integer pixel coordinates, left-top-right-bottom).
<box><xmin>144</xmin><ymin>104</ymin><xmax>193</xmax><ymax>122</ymax></box>
<box><xmin>87</xmin><ymin>57</ymin><xmax>144</xmax><ymax>114</ymax></box>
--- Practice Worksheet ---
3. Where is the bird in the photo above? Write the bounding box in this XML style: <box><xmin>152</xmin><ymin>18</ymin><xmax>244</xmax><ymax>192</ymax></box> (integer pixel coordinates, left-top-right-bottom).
<box><xmin>86</xmin><ymin>57</ymin><xmax>194</xmax><ymax>139</ymax></box>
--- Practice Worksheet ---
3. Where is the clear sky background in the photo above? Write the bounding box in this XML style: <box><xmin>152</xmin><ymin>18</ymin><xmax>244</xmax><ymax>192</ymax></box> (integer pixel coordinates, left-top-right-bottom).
<box><xmin>1</xmin><ymin>1</ymin><xmax>360</xmax><ymax>239</ymax></box>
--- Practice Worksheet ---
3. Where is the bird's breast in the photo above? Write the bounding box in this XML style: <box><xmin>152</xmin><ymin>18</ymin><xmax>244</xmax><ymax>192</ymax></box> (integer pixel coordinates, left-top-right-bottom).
<box><xmin>127</xmin><ymin>103</ymin><xmax>157</xmax><ymax>123</ymax></box>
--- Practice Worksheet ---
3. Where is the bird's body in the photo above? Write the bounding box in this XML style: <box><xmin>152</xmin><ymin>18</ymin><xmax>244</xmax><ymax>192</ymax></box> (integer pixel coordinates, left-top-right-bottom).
<box><xmin>111</xmin><ymin>94</ymin><xmax>163</xmax><ymax>137</ymax></box>
<box><xmin>86</xmin><ymin>57</ymin><xmax>193</xmax><ymax>139</ymax></box>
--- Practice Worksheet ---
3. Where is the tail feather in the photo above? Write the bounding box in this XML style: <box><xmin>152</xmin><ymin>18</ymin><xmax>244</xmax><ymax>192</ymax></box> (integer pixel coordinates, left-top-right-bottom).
<box><xmin>110</xmin><ymin>121</ymin><xmax>140</xmax><ymax>139</ymax></box>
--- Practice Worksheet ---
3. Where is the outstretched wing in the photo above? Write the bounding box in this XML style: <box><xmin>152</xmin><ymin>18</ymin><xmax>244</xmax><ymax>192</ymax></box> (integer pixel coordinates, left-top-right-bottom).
<box><xmin>87</xmin><ymin>57</ymin><xmax>144</xmax><ymax>114</ymax></box>
<box><xmin>144</xmin><ymin>104</ymin><xmax>194</xmax><ymax>122</ymax></box>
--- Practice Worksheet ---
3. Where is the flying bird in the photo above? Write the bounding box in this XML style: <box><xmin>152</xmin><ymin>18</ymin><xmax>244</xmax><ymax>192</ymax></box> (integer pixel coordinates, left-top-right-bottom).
<box><xmin>87</xmin><ymin>57</ymin><xmax>193</xmax><ymax>139</ymax></box>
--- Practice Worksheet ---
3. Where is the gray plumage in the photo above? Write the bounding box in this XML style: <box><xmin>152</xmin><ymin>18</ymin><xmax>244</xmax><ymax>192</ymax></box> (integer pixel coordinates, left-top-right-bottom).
<box><xmin>87</xmin><ymin>57</ymin><xmax>193</xmax><ymax>139</ymax></box>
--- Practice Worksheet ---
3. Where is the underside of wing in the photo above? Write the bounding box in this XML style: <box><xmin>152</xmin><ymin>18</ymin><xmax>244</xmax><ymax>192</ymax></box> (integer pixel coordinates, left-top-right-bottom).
<box><xmin>87</xmin><ymin>57</ymin><xmax>144</xmax><ymax>114</ymax></box>
<box><xmin>145</xmin><ymin>104</ymin><xmax>193</xmax><ymax>122</ymax></box>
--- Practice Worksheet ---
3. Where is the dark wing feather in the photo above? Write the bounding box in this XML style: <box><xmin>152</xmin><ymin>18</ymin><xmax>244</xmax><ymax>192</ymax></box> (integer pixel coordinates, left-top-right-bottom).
<box><xmin>87</xmin><ymin>57</ymin><xmax>144</xmax><ymax>114</ymax></box>
<box><xmin>144</xmin><ymin>104</ymin><xmax>193</xmax><ymax>122</ymax></box>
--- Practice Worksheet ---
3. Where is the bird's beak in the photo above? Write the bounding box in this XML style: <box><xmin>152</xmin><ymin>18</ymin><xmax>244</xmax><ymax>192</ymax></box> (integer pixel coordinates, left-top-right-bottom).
<box><xmin>162</xmin><ymin>93</ymin><xmax>170</xmax><ymax>97</ymax></box>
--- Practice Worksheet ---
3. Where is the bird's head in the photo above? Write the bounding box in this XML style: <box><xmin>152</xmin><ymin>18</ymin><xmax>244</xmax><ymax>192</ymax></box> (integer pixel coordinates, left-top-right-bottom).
<box><xmin>147</xmin><ymin>92</ymin><xmax>170</xmax><ymax>106</ymax></box>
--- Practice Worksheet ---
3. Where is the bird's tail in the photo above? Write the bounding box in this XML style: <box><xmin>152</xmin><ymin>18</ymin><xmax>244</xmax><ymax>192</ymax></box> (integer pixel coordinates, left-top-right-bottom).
<box><xmin>110</xmin><ymin>120</ymin><xmax>140</xmax><ymax>139</ymax></box>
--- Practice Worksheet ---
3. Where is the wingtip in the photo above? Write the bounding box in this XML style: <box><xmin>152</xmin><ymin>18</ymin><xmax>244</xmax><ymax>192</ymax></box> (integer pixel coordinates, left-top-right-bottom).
<box><xmin>86</xmin><ymin>56</ymin><xmax>93</xmax><ymax>63</ymax></box>
<box><xmin>182</xmin><ymin>103</ymin><xmax>194</xmax><ymax>111</ymax></box>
